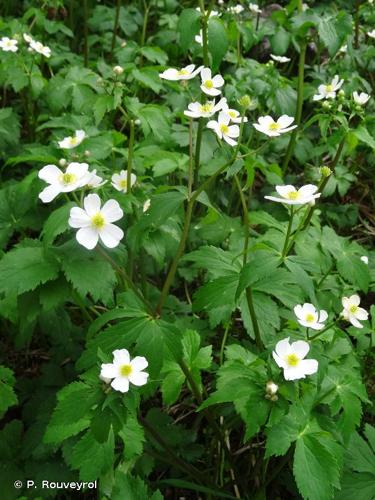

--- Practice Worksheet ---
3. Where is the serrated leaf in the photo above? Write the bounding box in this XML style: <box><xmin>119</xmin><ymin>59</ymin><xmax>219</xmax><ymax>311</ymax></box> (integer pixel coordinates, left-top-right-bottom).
<box><xmin>177</xmin><ymin>8</ymin><xmax>201</xmax><ymax>52</ymax></box>
<box><xmin>208</xmin><ymin>18</ymin><xmax>228</xmax><ymax>71</ymax></box>
<box><xmin>42</xmin><ymin>203</ymin><xmax>75</xmax><ymax>246</ymax></box>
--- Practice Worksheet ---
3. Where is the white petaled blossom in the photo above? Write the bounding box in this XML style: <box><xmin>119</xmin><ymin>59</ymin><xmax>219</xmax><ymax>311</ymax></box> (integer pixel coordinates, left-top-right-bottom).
<box><xmin>228</xmin><ymin>4</ymin><xmax>245</xmax><ymax>14</ymax></box>
<box><xmin>266</xmin><ymin>381</ymin><xmax>278</xmax><ymax>395</ymax></box>
<box><xmin>264</xmin><ymin>184</ymin><xmax>321</xmax><ymax>205</ymax></box>
<box><xmin>313</xmin><ymin>75</ymin><xmax>344</xmax><ymax>101</ymax></box>
<box><xmin>159</xmin><ymin>64</ymin><xmax>203</xmax><ymax>81</ymax></box>
<box><xmin>200</xmin><ymin>67</ymin><xmax>224</xmax><ymax>97</ymax></box>
<box><xmin>353</xmin><ymin>91</ymin><xmax>371</xmax><ymax>105</ymax></box>
<box><xmin>270</xmin><ymin>54</ymin><xmax>291</xmax><ymax>63</ymax></box>
<box><xmin>87</xmin><ymin>170</ymin><xmax>107</xmax><ymax>188</ymax></box>
<box><xmin>184</xmin><ymin>97</ymin><xmax>227</xmax><ymax>119</ymax></box>
<box><xmin>253</xmin><ymin>115</ymin><xmax>297</xmax><ymax>137</ymax></box>
<box><xmin>207</xmin><ymin>111</ymin><xmax>240</xmax><ymax>146</ymax></box>
<box><xmin>69</xmin><ymin>193</ymin><xmax>124</xmax><ymax>250</ymax></box>
<box><xmin>113</xmin><ymin>65</ymin><xmax>124</xmax><ymax>75</ymax></box>
<box><xmin>0</xmin><ymin>37</ymin><xmax>18</xmax><ymax>52</ymax></box>
<box><xmin>341</xmin><ymin>295</ymin><xmax>369</xmax><ymax>329</ymax></box>
<box><xmin>222</xmin><ymin>104</ymin><xmax>249</xmax><ymax>124</ymax></box>
<box><xmin>249</xmin><ymin>3</ymin><xmax>262</xmax><ymax>14</ymax></box>
<box><xmin>196</xmin><ymin>7</ymin><xmax>219</xmax><ymax>17</ymax></box>
<box><xmin>339</xmin><ymin>44</ymin><xmax>347</xmax><ymax>54</ymax></box>
<box><xmin>273</xmin><ymin>338</ymin><xmax>318</xmax><ymax>381</ymax></box>
<box><xmin>58</xmin><ymin>130</ymin><xmax>86</xmax><ymax>149</ymax></box>
<box><xmin>23</xmin><ymin>33</ymin><xmax>33</xmax><ymax>43</ymax></box>
<box><xmin>294</xmin><ymin>303</ymin><xmax>328</xmax><ymax>331</ymax></box>
<box><xmin>38</xmin><ymin>162</ymin><xmax>92</xmax><ymax>203</ymax></box>
<box><xmin>100</xmin><ymin>349</ymin><xmax>149</xmax><ymax>393</ymax></box>
<box><xmin>29</xmin><ymin>39</ymin><xmax>51</xmax><ymax>57</ymax></box>
<box><xmin>368</xmin><ymin>29</ymin><xmax>375</xmax><ymax>39</ymax></box>
<box><xmin>360</xmin><ymin>256</ymin><xmax>369</xmax><ymax>265</ymax></box>
<box><xmin>111</xmin><ymin>170</ymin><xmax>137</xmax><ymax>193</ymax></box>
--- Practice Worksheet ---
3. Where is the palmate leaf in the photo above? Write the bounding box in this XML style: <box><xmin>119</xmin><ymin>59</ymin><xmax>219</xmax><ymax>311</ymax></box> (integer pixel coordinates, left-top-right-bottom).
<box><xmin>0</xmin><ymin>366</ymin><xmax>17</xmax><ymax>416</ymax></box>
<box><xmin>293</xmin><ymin>433</ymin><xmax>341</xmax><ymax>500</ymax></box>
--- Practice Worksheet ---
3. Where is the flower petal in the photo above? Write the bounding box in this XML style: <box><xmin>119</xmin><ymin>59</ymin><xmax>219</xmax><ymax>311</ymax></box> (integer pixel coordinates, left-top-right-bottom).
<box><xmin>99</xmin><ymin>223</ymin><xmax>124</xmax><ymax>248</ymax></box>
<box><xmin>76</xmin><ymin>226</ymin><xmax>99</xmax><ymax>250</ymax></box>
<box><xmin>277</xmin><ymin>115</ymin><xmax>295</xmax><ymax>128</ymax></box>
<box><xmin>275</xmin><ymin>337</ymin><xmax>291</xmax><ymax>357</ymax></box>
<box><xmin>319</xmin><ymin>310</ymin><xmax>328</xmax><ymax>322</ymax></box>
<box><xmin>200</xmin><ymin>67</ymin><xmax>211</xmax><ymax>81</ymax></box>
<box><xmin>101</xmin><ymin>199</ymin><xmax>123</xmax><ymax>222</ymax></box>
<box><xmin>291</xmin><ymin>340</ymin><xmax>310</xmax><ymax>359</ymax></box>
<box><xmin>100</xmin><ymin>363</ymin><xmax>118</xmax><ymax>379</ymax></box>
<box><xmin>38</xmin><ymin>164</ymin><xmax>62</xmax><ymax>184</ymax></box>
<box><xmin>299</xmin><ymin>359</ymin><xmax>318</xmax><ymax>376</ymax></box>
<box><xmin>69</xmin><ymin>207</ymin><xmax>91</xmax><ymax>228</ymax></box>
<box><xmin>39</xmin><ymin>185</ymin><xmax>61</xmax><ymax>203</ymax></box>
<box><xmin>128</xmin><ymin>371</ymin><xmax>149</xmax><ymax>386</ymax></box>
<box><xmin>111</xmin><ymin>377</ymin><xmax>129</xmax><ymax>393</ymax></box>
<box><xmin>113</xmin><ymin>349</ymin><xmax>130</xmax><ymax>365</ymax></box>
<box><xmin>84</xmin><ymin>193</ymin><xmax>101</xmax><ymax>215</ymax></box>
<box><xmin>130</xmin><ymin>356</ymin><xmax>149</xmax><ymax>371</ymax></box>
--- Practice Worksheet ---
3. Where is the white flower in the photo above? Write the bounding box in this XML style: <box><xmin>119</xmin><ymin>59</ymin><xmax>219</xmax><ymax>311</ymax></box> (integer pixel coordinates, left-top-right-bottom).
<box><xmin>196</xmin><ymin>7</ymin><xmax>220</xmax><ymax>17</ymax></box>
<box><xmin>58</xmin><ymin>130</ymin><xmax>86</xmax><ymax>149</ymax></box>
<box><xmin>353</xmin><ymin>91</ymin><xmax>371</xmax><ymax>105</ymax></box>
<box><xmin>195</xmin><ymin>30</ymin><xmax>203</xmax><ymax>46</ymax></box>
<box><xmin>111</xmin><ymin>170</ymin><xmax>137</xmax><ymax>193</ymax></box>
<box><xmin>184</xmin><ymin>97</ymin><xmax>227</xmax><ymax>118</ymax></box>
<box><xmin>207</xmin><ymin>111</ymin><xmax>240</xmax><ymax>146</ymax></box>
<box><xmin>294</xmin><ymin>303</ymin><xmax>328</xmax><ymax>330</ymax></box>
<box><xmin>87</xmin><ymin>170</ymin><xmax>107</xmax><ymax>188</ymax></box>
<box><xmin>360</xmin><ymin>256</ymin><xmax>369</xmax><ymax>265</ymax></box>
<box><xmin>249</xmin><ymin>3</ymin><xmax>262</xmax><ymax>13</ymax></box>
<box><xmin>339</xmin><ymin>44</ymin><xmax>347</xmax><ymax>54</ymax></box>
<box><xmin>113</xmin><ymin>65</ymin><xmax>124</xmax><ymax>75</ymax></box>
<box><xmin>228</xmin><ymin>4</ymin><xmax>245</xmax><ymax>14</ymax></box>
<box><xmin>313</xmin><ymin>75</ymin><xmax>344</xmax><ymax>101</ymax></box>
<box><xmin>143</xmin><ymin>199</ymin><xmax>151</xmax><ymax>212</ymax></box>
<box><xmin>0</xmin><ymin>37</ymin><xmax>18</xmax><ymax>52</ymax></box>
<box><xmin>253</xmin><ymin>115</ymin><xmax>297</xmax><ymax>137</ymax></box>
<box><xmin>23</xmin><ymin>33</ymin><xmax>33</xmax><ymax>44</ymax></box>
<box><xmin>100</xmin><ymin>349</ymin><xmax>149</xmax><ymax>393</ymax></box>
<box><xmin>341</xmin><ymin>295</ymin><xmax>369</xmax><ymax>328</ymax></box>
<box><xmin>266</xmin><ymin>381</ymin><xmax>278</xmax><ymax>395</ymax></box>
<box><xmin>273</xmin><ymin>338</ymin><xmax>318</xmax><ymax>381</ymax></box>
<box><xmin>222</xmin><ymin>103</ymin><xmax>249</xmax><ymax>123</ymax></box>
<box><xmin>270</xmin><ymin>54</ymin><xmax>291</xmax><ymax>63</ymax></box>
<box><xmin>368</xmin><ymin>29</ymin><xmax>375</xmax><ymax>39</ymax></box>
<box><xmin>69</xmin><ymin>193</ymin><xmax>124</xmax><ymax>249</ymax></box>
<box><xmin>38</xmin><ymin>162</ymin><xmax>92</xmax><ymax>203</ymax></box>
<box><xmin>29</xmin><ymin>39</ymin><xmax>51</xmax><ymax>57</ymax></box>
<box><xmin>200</xmin><ymin>67</ymin><xmax>224</xmax><ymax>97</ymax></box>
<box><xmin>264</xmin><ymin>184</ymin><xmax>321</xmax><ymax>205</ymax></box>
<box><xmin>159</xmin><ymin>64</ymin><xmax>203</xmax><ymax>81</ymax></box>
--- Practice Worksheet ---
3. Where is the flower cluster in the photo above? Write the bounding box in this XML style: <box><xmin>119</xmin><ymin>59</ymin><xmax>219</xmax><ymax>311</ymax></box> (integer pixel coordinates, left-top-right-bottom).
<box><xmin>23</xmin><ymin>33</ymin><xmax>51</xmax><ymax>57</ymax></box>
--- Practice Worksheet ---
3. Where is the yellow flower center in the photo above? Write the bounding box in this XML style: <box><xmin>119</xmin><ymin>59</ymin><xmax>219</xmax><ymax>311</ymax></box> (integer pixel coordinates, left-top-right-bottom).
<box><xmin>269</xmin><ymin>122</ymin><xmax>281</xmax><ymax>131</ymax></box>
<box><xmin>305</xmin><ymin>313</ymin><xmax>315</xmax><ymax>323</ymax></box>
<box><xmin>119</xmin><ymin>179</ymin><xmax>128</xmax><ymax>190</ymax></box>
<box><xmin>120</xmin><ymin>364</ymin><xmax>133</xmax><ymax>377</ymax></box>
<box><xmin>204</xmin><ymin>79</ymin><xmax>214</xmax><ymax>89</ymax></box>
<box><xmin>349</xmin><ymin>305</ymin><xmax>358</xmax><ymax>314</ymax></box>
<box><xmin>178</xmin><ymin>69</ymin><xmax>188</xmax><ymax>75</ymax></box>
<box><xmin>325</xmin><ymin>84</ymin><xmax>333</xmax><ymax>92</ymax></box>
<box><xmin>220</xmin><ymin>124</ymin><xmax>229</xmax><ymax>134</ymax></box>
<box><xmin>60</xmin><ymin>172</ymin><xmax>77</xmax><ymax>184</ymax></box>
<box><xmin>287</xmin><ymin>191</ymin><xmax>299</xmax><ymax>200</ymax></box>
<box><xmin>200</xmin><ymin>103</ymin><xmax>213</xmax><ymax>113</ymax></box>
<box><xmin>229</xmin><ymin>111</ymin><xmax>236</xmax><ymax>118</ymax></box>
<box><xmin>91</xmin><ymin>213</ymin><xmax>105</xmax><ymax>229</ymax></box>
<box><xmin>286</xmin><ymin>353</ymin><xmax>300</xmax><ymax>367</ymax></box>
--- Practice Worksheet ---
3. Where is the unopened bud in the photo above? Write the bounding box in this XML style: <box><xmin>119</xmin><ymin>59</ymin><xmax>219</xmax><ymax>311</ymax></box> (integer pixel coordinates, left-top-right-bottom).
<box><xmin>121</xmin><ymin>41</ymin><xmax>127</xmax><ymax>47</ymax></box>
<box><xmin>134</xmin><ymin>119</ymin><xmax>141</xmax><ymax>125</ymax></box>
<box><xmin>113</xmin><ymin>65</ymin><xmax>124</xmax><ymax>75</ymax></box>
<box><xmin>238</xmin><ymin>94</ymin><xmax>252</xmax><ymax>109</ymax></box>
<box><xmin>322</xmin><ymin>101</ymin><xmax>331</xmax><ymax>109</ymax></box>
<box><xmin>338</xmin><ymin>89</ymin><xmax>345</xmax><ymax>97</ymax></box>
<box><xmin>320</xmin><ymin>166</ymin><xmax>332</xmax><ymax>177</ymax></box>
<box><xmin>58</xmin><ymin>158</ymin><xmax>67</xmax><ymax>167</ymax></box>
<box><xmin>266</xmin><ymin>381</ymin><xmax>278</xmax><ymax>396</ymax></box>
<box><xmin>84</xmin><ymin>150</ymin><xmax>91</xmax><ymax>157</ymax></box>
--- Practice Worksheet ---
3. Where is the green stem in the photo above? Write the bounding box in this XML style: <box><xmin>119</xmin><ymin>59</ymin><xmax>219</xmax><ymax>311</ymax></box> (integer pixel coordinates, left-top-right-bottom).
<box><xmin>140</xmin><ymin>0</ymin><xmax>151</xmax><ymax>47</ymax></box>
<box><xmin>282</xmin><ymin>38</ymin><xmax>306</xmax><ymax>174</ymax></box>
<box><xmin>310</xmin><ymin>321</ymin><xmax>336</xmax><ymax>341</ymax></box>
<box><xmin>281</xmin><ymin>206</ymin><xmax>294</xmax><ymax>259</ymax></box>
<box><xmin>111</xmin><ymin>0</ymin><xmax>121</xmax><ymax>57</ymax></box>
<box><xmin>188</xmin><ymin>119</ymin><xmax>194</xmax><ymax>197</ymax></box>
<box><xmin>219</xmin><ymin>321</ymin><xmax>231</xmax><ymax>365</ymax></box>
<box><xmin>127</xmin><ymin>120</ymin><xmax>135</xmax><ymax>193</ymax></box>
<box><xmin>246</xmin><ymin>287</ymin><xmax>262</xmax><ymax>350</ymax></box>
<box><xmin>83</xmin><ymin>0</ymin><xmax>89</xmax><ymax>66</ymax></box>
<box><xmin>193</xmin><ymin>119</ymin><xmax>204</xmax><ymax>188</ymax></box>
<box><xmin>199</xmin><ymin>0</ymin><xmax>209</xmax><ymax>66</ymax></box>
<box><xmin>354</xmin><ymin>0</ymin><xmax>360</xmax><ymax>49</ymax></box>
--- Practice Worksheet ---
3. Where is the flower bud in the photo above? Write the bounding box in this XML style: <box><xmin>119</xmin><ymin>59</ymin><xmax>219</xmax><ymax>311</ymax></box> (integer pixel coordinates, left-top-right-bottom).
<box><xmin>338</xmin><ymin>89</ymin><xmax>345</xmax><ymax>97</ymax></box>
<box><xmin>113</xmin><ymin>65</ymin><xmax>124</xmax><ymax>75</ymax></box>
<box><xmin>266</xmin><ymin>381</ymin><xmax>278</xmax><ymax>396</ymax></box>
<box><xmin>322</xmin><ymin>101</ymin><xmax>331</xmax><ymax>109</ymax></box>
<box><xmin>121</xmin><ymin>41</ymin><xmax>127</xmax><ymax>47</ymax></box>
<box><xmin>238</xmin><ymin>94</ymin><xmax>252</xmax><ymax>109</ymax></box>
<box><xmin>84</xmin><ymin>150</ymin><xmax>91</xmax><ymax>157</ymax></box>
<box><xmin>134</xmin><ymin>119</ymin><xmax>141</xmax><ymax>125</ymax></box>
<box><xmin>58</xmin><ymin>158</ymin><xmax>67</xmax><ymax>167</ymax></box>
<box><xmin>320</xmin><ymin>166</ymin><xmax>332</xmax><ymax>178</ymax></box>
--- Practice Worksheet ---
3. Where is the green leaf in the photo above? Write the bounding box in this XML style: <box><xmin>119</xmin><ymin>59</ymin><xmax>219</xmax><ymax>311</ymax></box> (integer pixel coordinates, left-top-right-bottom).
<box><xmin>0</xmin><ymin>365</ymin><xmax>17</xmax><ymax>416</ymax></box>
<box><xmin>42</xmin><ymin>203</ymin><xmax>75</xmax><ymax>246</ymax></box>
<box><xmin>208</xmin><ymin>18</ymin><xmax>228</xmax><ymax>71</ymax></box>
<box><xmin>336</xmin><ymin>253</ymin><xmax>369</xmax><ymax>292</ymax></box>
<box><xmin>353</xmin><ymin>125</ymin><xmax>375</xmax><ymax>149</ymax></box>
<box><xmin>318</xmin><ymin>17</ymin><xmax>339</xmax><ymax>56</ymax></box>
<box><xmin>68</xmin><ymin>429</ymin><xmax>114</xmax><ymax>481</ymax></box>
<box><xmin>177</xmin><ymin>8</ymin><xmax>201</xmax><ymax>52</ymax></box>
<box><xmin>0</xmin><ymin>245</ymin><xmax>59</xmax><ymax>295</ymax></box>
<box><xmin>44</xmin><ymin>382</ymin><xmax>100</xmax><ymax>444</ymax></box>
<box><xmin>293</xmin><ymin>434</ymin><xmax>340</xmax><ymax>500</ymax></box>
<box><xmin>132</xmin><ymin>68</ymin><xmax>163</xmax><ymax>93</ymax></box>
<box><xmin>119</xmin><ymin>415</ymin><xmax>145</xmax><ymax>461</ymax></box>
<box><xmin>183</xmin><ymin>245</ymin><xmax>240</xmax><ymax>279</ymax></box>
<box><xmin>236</xmin><ymin>251</ymin><xmax>281</xmax><ymax>299</ymax></box>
